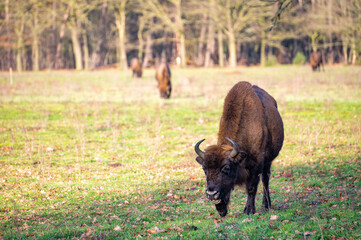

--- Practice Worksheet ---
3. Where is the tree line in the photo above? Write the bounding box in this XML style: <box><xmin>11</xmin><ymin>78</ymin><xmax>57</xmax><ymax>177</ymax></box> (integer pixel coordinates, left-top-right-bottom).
<box><xmin>0</xmin><ymin>0</ymin><xmax>360</xmax><ymax>72</ymax></box>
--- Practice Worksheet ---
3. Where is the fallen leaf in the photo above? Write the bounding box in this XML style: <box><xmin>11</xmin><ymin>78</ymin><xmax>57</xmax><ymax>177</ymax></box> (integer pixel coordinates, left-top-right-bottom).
<box><xmin>109</xmin><ymin>163</ymin><xmax>122</xmax><ymax>168</ymax></box>
<box><xmin>92</xmin><ymin>217</ymin><xmax>99</xmax><ymax>225</ymax></box>
<box><xmin>270</xmin><ymin>215</ymin><xmax>278</xmax><ymax>222</ymax></box>
<box><xmin>242</xmin><ymin>217</ymin><xmax>253</xmax><ymax>223</ymax></box>
<box><xmin>110</xmin><ymin>215</ymin><xmax>121</xmax><ymax>220</ymax></box>
<box><xmin>147</xmin><ymin>227</ymin><xmax>165</xmax><ymax>234</ymax></box>
<box><xmin>95</xmin><ymin>210</ymin><xmax>104</xmax><ymax>215</ymax></box>
<box><xmin>212</xmin><ymin>218</ymin><xmax>220</xmax><ymax>227</ymax></box>
<box><xmin>80</xmin><ymin>228</ymin><xmax>94</xmax><ymax>239</ymax></box>
<box><xmin>114</xmin><ymin>225</ymin><xmax>122</xmax><ymax>231</ymax></box>
<box><xmin>169</xmin><ymin>226</ymin><xmax>182</xmax><ymax>232</ymax></box>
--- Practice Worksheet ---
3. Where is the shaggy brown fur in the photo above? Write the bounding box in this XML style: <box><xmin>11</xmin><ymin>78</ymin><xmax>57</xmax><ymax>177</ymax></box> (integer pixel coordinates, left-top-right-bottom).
<box><xmin>130</xmin><ymin>58</ymin><xmax>142</xmax><ymax>78</ymax></box>
<box><xmin>195</xmin><ymin>81</ymin><xmax>284</xmax><ymax>217</ymax></box>
<box><xmin>155</xmin><ymin>63</ymin><xmax>171</xmax><ymax>99</ymax></box>
<box><xmin>310</xmin><ymin>51</ymin><xmax>323</xmax><ymax>71</ymax></box>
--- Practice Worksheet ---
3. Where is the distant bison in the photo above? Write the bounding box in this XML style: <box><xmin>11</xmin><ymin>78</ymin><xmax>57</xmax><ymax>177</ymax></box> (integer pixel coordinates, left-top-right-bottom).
<box><xmin>130</xmin><ymin>58</ymin><xmax>142</xmax><ymax>78</ymax></box>
<box><xmin>194</xmin><ymin>81</ymin><xmax>284</xmax><ymax>217</ymax></box>
<box><xmin>310</xmin><ymin>51</ymin><xmax>323</xmax><ymax>71</ymax></box>
<box><xmin>155</xmin><ymin>63</ymin><xmax>171</xmax><ymax>99</ymax></box>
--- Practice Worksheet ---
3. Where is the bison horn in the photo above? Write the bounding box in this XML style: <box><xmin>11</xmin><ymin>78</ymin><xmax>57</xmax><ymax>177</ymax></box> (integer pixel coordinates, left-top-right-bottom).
<box><xmin>226</xmin><ymin>137</ymin><xmax>239</xmax><ymax>158</ymax></box>
<box><xmin>195</xmin><ymin>139</ymin><xmax>205</xmax><ymax>159</ymax></box>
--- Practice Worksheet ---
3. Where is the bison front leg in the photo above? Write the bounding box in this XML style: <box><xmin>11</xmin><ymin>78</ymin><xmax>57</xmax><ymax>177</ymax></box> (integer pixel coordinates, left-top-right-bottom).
<box><xmin>243</xmin><ymin>173</ymin><xmax>260</xmax><ymax>215</ymax></box>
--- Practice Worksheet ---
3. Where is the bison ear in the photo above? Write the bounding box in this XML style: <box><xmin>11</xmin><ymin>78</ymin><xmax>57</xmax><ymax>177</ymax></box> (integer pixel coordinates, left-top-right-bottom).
<box><xmin>232</xmin><ymin>151</ymin><xmax>247</xmax><ymax>165</ymax></box>
<box><xmin>196</xmin><ymin>156</ymin><xmax>204</xmax><ymax>166</ymax></box>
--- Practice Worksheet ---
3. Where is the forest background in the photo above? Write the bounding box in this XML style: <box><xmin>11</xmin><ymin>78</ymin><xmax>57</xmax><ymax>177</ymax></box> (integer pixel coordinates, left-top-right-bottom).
<box><xmin>1</xmin><ymin>0</ymin><xmax>361</xmax><ymax>72</ymax></box>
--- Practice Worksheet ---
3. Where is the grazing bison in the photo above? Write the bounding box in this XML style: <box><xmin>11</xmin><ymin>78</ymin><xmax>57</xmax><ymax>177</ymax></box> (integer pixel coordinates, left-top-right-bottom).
<box><xmin>194</xmin><ymin>81</ymin><xmax>284</xmax><ymax>217</ymax></box>
<box><xmin>155</xmin><ymin>63</ymin><xmax>171</xmax><ymax>99</ymax></box>
<box><xmin>130</xmin><ymin>58</ymin><xmax>142</xmax><ymax>78</ymax></box>
<box><xmin>310</xmin><ymin>51</ymin><xmax>323</xmax><ymax>71</ymax></box>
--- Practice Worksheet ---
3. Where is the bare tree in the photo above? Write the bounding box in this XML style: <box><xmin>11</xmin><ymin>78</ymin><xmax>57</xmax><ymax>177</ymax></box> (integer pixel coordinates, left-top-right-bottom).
<box><xmin>113</xmin><ymin>0</ymin><xmax>128</xmax><ymax>70</ymax></box>
<box><xmin>93</xmin><ymin>0</ymin><xmax>108</xmax><ymax>68</ymax></box>
<box><xmin>144</xmin><ymin>0</ymin><xmax>187</xmax><ymax>67</ymax></box>
<box><xmin>212</xmin><ymin>0</ymin><xmax>254</xmax><ymax>67</ymax></box>
<box><xmin>55</xmin><ymin>3</ymin><xmax>71</xmax><ymax>69</ymax></box>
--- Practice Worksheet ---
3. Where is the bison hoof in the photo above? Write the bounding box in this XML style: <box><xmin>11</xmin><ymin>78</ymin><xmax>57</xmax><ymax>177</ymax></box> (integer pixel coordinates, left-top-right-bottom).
<box><xmin>217</xmin><ymin>209</ymin><xmax>228</xmax><ymax>217</ymax></box>
<box><xmin>243</xmin><ymin>206</ymin><xmax>256</xmax><ymax>215</ymax></box>
<box><xmin>262</xmin><ymin>203</ymin><xmax>271</xmax><ymax>210</ymax></box>
<box><xmin>215</xmin><ymin>203</ymin><xmax>228</xmax><ymax>217</ymax></box>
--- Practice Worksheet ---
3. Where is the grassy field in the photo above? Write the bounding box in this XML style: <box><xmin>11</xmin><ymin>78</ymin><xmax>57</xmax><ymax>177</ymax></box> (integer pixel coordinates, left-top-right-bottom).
<box><xmin>0</xmin><ymin>66</ymin><xmax>360</xmax><ymax>239</ymax></box>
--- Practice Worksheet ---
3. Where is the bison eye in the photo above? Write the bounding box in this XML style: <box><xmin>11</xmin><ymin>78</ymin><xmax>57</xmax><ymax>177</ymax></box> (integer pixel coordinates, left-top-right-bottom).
<box><xmin>221</xmin><ymin>165</ymin><xmax>230</xmax><ymax>175</ymax></box>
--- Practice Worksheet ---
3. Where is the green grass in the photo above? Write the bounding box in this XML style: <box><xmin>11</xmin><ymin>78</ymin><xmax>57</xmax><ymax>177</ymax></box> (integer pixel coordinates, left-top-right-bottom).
<box><xmin>0</xmin><ymin>66</ymin><xmax>360</xmax><ymax>239</ymax></box>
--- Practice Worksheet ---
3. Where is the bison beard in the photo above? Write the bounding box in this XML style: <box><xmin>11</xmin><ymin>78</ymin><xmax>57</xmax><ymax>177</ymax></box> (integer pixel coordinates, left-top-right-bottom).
<box><xmin>194</xmin><ymin>81</ymin><xmax>284</xmax><ymax>217</ymax></box>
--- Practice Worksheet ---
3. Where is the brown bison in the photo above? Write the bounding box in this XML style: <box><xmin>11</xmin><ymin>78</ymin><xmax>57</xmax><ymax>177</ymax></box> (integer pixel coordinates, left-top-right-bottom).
<box><xmin>130</xmin><ymin>58</ymin><xmax>142</xmax><ymax>78</ymax></box>
<box><xmin>310</xmin><ymin>51</ymin><xmax>323</xmax><ymax>71</ymax></box>
<box><xmin>155</xmin><ymin>63</ymin><xmax>171</xmax><ymax>99</ymax></box>
<box><xmin>194</xmin><ymin>81</ymin><xmax>284</xmax><ymax>217</ymax></box>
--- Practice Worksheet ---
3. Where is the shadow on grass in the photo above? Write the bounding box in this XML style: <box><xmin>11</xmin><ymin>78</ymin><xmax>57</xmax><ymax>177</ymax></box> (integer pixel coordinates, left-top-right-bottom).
<box><xmin>2</xmin><ymin>156</ymin><xmax>360</xmax><ymax>239</ymax></box>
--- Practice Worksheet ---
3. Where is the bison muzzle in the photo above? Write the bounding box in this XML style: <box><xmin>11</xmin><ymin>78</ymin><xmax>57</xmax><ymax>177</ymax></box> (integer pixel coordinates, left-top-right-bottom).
<box><xmin>194</xmin><ymin>81</ymin><xmax>284</xmax><ymax>217</ymax></box>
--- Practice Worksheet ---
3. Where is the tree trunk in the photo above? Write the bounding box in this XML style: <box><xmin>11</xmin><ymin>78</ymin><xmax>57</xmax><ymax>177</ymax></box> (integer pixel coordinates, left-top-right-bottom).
<box><xmin>204</xmin><ymin>19</ymin><xmax>215</xmax><ymax>67</ymax></box>
<box><xmin>32</xmin><ymin>31</ymin><xmax>39</xmax><ymax>71</ymax></box>
<box><xmin>55</xmin><ymin>4</ymin><xmax>71</xmax><ymax>69</ymax></box>
<box><xmin>204</xmin><ymin>0</ymin><xmax>216</xmax><ymax>67</ymax></box>
<box><xmin>226</xmin><ymin>0</ymin><xmax>236</xmax><ymax>68</ymax></box>
<box><xmin>175</xmin><ymin>0</ymin><xmax>186</xmax><ymax>67</ymax></box>
<box><xmin>310</xmin><ymin>32</ymin><xmax>318</xmax><ymax>52</ymax></box>
<box><xmin>94</xmin><ymin>0</ymin><xmax>107</xmax><ymax>67</ymax></box>
<box><xmin>180</xmin><ymin>33</ymin><xmax>186</xmax><ymax>67</ymax></box>
<box><xmin>5</xmin><ymin>0</ymin><xmax>10</xmax><ymax>69</ymax></box>
<box><xmin>342</xmin><ymin>37</ymin><xmax>348</xmax><ymax>65</ymax></box>
<box><xmin>15</xmin><ymin>15</ymin><xmax>25</xmax><ymax>72</ymax></box>
<box><xmin>51</xmin><ymin>0</ymin><xmax>57</xmax><ymax>69</ymax></box>
<box><xmin>70</xmin><ymin>26</ymin><xmax>83</xmax><ymax>70</ymax></box>
<box><xmin>82</xmin><ymin>32</ymin><xmax>89</xmax><ymax>70</ymax></box>
<box><xmin>138</xmin><ymin>17</ymin><xmax>145</xmax><ymax>61</ymax></box>
<box><xmin>115</xmin><ymin>1</ymin><xmax>128</xmax><ymax>70</ymax></box>
<box><xmin>351</xmin><ymin>36</ymin><xmax>356</xmax><ymax>65</ymax></box>
<box><xmin>196</xmin><ymin>13</ymin><xmax>207</xmax><ymax>66</ymax></box>
<box><xmin>32</xmin><ymin>8</ymin><xmax>39</xmax><ymax>71</ymax></box>
<box><xmin>218</xmin><ymin>30</ymin><xmax>224</xmax><ymax>67</ymax></box>
<box><xmin>16</xmin><ymin>36</ymin><xmax>23</xmax><ymax>72</ymax></box>
<box><xmin>142</xmin><ymin>33</ymin><xmax>152</xmax><ymax>68</ymax></box>
<box><xmin>227</xmin><ymin>31</ymin><xmax>236</xmax><ymax>67</ymax></box>
<box><xmin>260</xmin><ymin>30</ymin><xmax>266</xmax><ymax>67</ymax></box>
<box><xmin>327</xmin><ymin>0</ymin><xmax>334</xmax><ymax>64</ymax></box>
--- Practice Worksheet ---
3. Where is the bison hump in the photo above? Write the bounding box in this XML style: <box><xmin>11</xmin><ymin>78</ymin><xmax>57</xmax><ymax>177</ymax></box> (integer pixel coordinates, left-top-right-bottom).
<box><xmin>218</xmin><ymin>81</ymin><xmax>266</xmax><ymax>151</ymax></box>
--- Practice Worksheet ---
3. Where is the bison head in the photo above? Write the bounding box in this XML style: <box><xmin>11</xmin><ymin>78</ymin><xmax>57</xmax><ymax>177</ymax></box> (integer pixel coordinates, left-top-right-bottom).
<box><xmin>194</xmin><ymin>138</ymin><xmax>247</xmax><ymax>217</ymax></box>
<box><xmin>159</xmin><ymin>85</ymin><xmax>171</xmax><ymax>99</ymax></box>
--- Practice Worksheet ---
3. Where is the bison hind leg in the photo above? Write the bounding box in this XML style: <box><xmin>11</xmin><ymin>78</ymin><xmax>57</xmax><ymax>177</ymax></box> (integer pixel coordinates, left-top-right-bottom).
<box><xmin>262</xmin><ymin>162</ymin><xmax>272</xmax><ymax>210</ymax></box>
